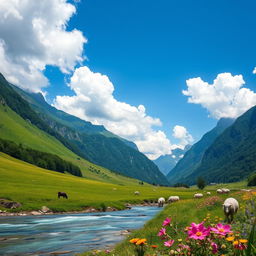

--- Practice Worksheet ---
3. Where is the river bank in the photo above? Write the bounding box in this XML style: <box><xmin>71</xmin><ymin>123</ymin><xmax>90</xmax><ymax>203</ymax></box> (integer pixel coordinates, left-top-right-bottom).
<box><xmin>0</xmin><ymin>202</ymin><xmax>159</xmax><ymax>217</ymax></box>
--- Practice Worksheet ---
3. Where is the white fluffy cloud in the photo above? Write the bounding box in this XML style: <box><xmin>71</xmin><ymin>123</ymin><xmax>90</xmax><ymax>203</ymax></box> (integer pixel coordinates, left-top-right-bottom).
<box><xmin>172</xmin><ymin>125</ymin><xmax>194</xmax><ymax>148</ymax></box>
<box><xmin>183</xmin><ymin>73</ymin><xmax>256</xmax><ymax>119</ymax></box>
<box><xmin>0</xmin><ymin>0</ymin><xmax>86</xmax><ymax>91</ymax></box>
<box><xmin>54</xmin><ymin>66</ymin><xmax>174</xmax><ymax>159</ymax></box>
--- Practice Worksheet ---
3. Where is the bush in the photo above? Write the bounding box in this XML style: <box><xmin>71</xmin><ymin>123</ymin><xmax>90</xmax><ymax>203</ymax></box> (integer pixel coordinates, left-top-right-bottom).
<box><xmin>247</xmin><ymin>172</ymin><xmax>256</xmax><ymax>186</ymax></box>
<box><xmin>197</xmin><ymin>176</ymin><xmax>206</xmax><ymax>190</ymax></box>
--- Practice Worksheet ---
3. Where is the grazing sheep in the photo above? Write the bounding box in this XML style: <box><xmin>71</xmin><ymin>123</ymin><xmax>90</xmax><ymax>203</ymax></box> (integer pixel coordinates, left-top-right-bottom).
<box><xmin>168</xmin><ymin>196</ymin><xmax>180</xmax><ymax>203</ymax></box>
<box><xmin>206</xmin><ymin>192</ymin><xmax>211</xmax><ymax>195</ymax></box>
<box><xmin>223</xmin><ymin>197</ymin><xmax>239</xmax><ymax>223</ymax></box>
<box><xmin>158</xmin><ymin>197</ymin><xmax>165</xmax><ymax>207</ymax></box>
<box><xmin>194</xmin><ymin>193</ymin><xmax>203</xmax><ymax>199</ymax></box>
<box><xmin>134</xmin><ymin>191</ymin><xmax>140</xmax><ymax>196</ymax></box>
<box><xmin>222</xmin><ymin>188</ymin><xmax>230</xmax><ymax>194</ymax></box>
<box><xmin>217</xmin><ymin>189</ymin><xmax>223</xmax><ymax>194</ymax></box>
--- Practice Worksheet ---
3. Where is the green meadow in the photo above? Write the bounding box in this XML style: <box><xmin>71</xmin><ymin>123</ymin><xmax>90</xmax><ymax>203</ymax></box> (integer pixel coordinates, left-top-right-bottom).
<box><xmin>0</xmin><ymin>152</ymin><xmax>197</xmax><ymax>212</ymax></box>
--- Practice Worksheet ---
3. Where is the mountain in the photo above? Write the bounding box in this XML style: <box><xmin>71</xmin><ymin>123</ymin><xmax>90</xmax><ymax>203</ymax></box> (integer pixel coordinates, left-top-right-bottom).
<box><xmin>0</xmin><ymin>73</ymin><xmax>168</xmax><ymax>185</ymax></box>
<box><xmin>167</xmin><ymin>118</ymin><xmax>235</xmax><ymax>184</ymax></box>
<box><xmin>153</xmin><ymin>146</ymin><xmax>190</xmax><ymax>175</ymax></box>
<box><xmin>184</xmin><ymin>105</ymin><xmax>256</xmax><ymax>184</ymax></box>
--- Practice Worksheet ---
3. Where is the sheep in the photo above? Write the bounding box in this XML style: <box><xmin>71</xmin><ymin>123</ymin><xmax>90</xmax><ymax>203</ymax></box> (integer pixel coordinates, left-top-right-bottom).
<box><xmin>168</xmin><ymin>196</ymin><xmax>180</xmax><ymax>203</ymax></box>
<box><xmin>134</xmin><ymin>191</ymin><xmax>140</xmax><ymax>196</ymax></box>
<box><xmin>158</xmin><ymin>197</ymin><xmax>165</xmax><ymax>207</ymax></box>
<box><xmin>194</xmin><ymin>193</ymin><xmax>203</xmax><ymax>199</ymax></box>
<box><xmin>206</xmin><ymin>192</ymin><xmax>211</xmax><ymax>195</ymax></box>
<box><xmin>222</xmin><ymin>188</ymin><xmax>230</xmax><ymax>194</ymax></box>
<box><xmin>223</xmin><ymin>197</ymin><xmax>239</xmax><ymax>223</ymax></box>
<box><xmin>217</xmin><ymin>189</ymin><xmax>223</xmax><ymax>194</ymax></box>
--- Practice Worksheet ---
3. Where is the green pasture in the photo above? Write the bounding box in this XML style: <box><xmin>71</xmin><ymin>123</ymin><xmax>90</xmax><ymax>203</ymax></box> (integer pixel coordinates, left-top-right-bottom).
<box><xmin>0</xmin><ymin>152</ymin><xmax>197</xmax><ymax>212</ymax></box>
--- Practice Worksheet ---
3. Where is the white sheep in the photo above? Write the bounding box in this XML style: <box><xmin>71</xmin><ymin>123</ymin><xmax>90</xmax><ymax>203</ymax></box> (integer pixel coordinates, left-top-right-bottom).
<box><xmin>206</xmin><ymin>192</ymin><xmax>211</xmax><ymax>195</ymax></box>
<box><xmin>158</xmin><ymin>197</ymin><xmax>165</xmax><ymax>207</ymax></box>
<box><xmin>223</xmin><ymin>197</ymin><xmax>239</xmax><ymax>223</ymax></box>
<box><xmin>134</xmin><ymin>191</ymin><xmax>140</xmax><ymax>196</ymax></box>
<box><xmin>168</xmin><ymin>196</ymin><xmax>180</xmax><ymax>203</ymax></box>
<box><xmin>217</xmin><ymin>189</ymin><xmax>223</xmax><ymax>194</ymax></box>
<box><xmin>222</xmin><ymin>188</ymin><xmax>230</xmax><ymax>194</ymax></box>
<box><xmin>194</xmin><ymin>193</ymin><xmax>203</xmax><ymax>199</ymax></box>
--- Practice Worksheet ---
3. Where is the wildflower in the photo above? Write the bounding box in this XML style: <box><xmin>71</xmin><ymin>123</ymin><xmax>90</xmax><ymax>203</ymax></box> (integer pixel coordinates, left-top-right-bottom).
<box><xmin>239</xmin><ymin>239</ymin><xmax>248</xmax><ymax>243</ymax></box>
<box><xmin>169</xmin><ymin>250</ymin><xmax>175</xmax><ymax>255</ymax></box>
<box><xmin>211</xmin><ymin>223</ymin><xmax>231</xmax><ymax>236</ymax></box>
<box><xmin>221</xmin><ymin>244</ymin><xmax>227</xmax><ymax>249</ymax></box>
<box><xmin>177</xmin><ymin>238</ymin><xmax>182</xmax><ymax>242</ymax></box>
<box><xmin>162</xmin><ymin>217</ymin><xmax>171</xmax><ymax>226</ymax></box>
<box><xmin>136</xmin><ymin>238</ymin><xmax>147</xmax><ymax>245</ymax></box>
<box><xmin>188</xmin><ymin>222</ymin><xmax>210</xmax><ymax>240</ymax></box>
<box><xmin>157</xmin><ymin>228</ymin><xmax>166</xmax><ymax>237</ymax></box>
<box><xmin>211</xmin><ymin>242</ymin><xmax>218</xmax><ymax>254</ymax></box>
<box><xmin>164</xmin><ymin>239</ymin><xmax>175</xmax><ymax>247</ymax></box>
<box><xmin>151</xmin><ymin>245</ymin><xmax>158</xmax><ymax>248</ymax></box>
<box><xmin>130</xmin><ymin>238</ymin><xmax>140</xmax><ymax>244</ymax></box>
<box><xmin>226</xmin><ymin>236</ymin><xmax>235</xmax><ymax>242</ymax></box>
<box><xmin>233</xmin><ymin>240</ymin><xmax>247</xmax><ymax>250</ymax></box>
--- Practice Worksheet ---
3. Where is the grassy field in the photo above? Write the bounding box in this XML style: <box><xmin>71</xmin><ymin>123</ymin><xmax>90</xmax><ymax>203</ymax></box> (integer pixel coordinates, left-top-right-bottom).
<box><xmin>81</xmin><ymin>189</ymin><xmax>255</xmax><ymax>256</ymax></box>
<box><xmin>0</xmin><ymin>152</ymin><xmax>201</xmax><ymax>212</ymax></box>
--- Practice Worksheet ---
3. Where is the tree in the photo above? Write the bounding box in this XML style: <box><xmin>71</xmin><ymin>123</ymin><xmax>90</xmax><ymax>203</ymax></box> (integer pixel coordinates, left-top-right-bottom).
<box><xmin>197</xmin><ymin>177</ymin><xmax>206</xmax><ymax>190</ymax></box>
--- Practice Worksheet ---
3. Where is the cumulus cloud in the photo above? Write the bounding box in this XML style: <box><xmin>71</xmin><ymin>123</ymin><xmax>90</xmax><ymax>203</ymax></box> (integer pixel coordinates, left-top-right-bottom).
<box><xmin>172</xmin><ymin>125</ymin><xmax>194</xmax><ymax>148</ymax></box>
<box><xmin>0</xmin><ymin>0</ymin><xmax>86</xmax><ymax>91</ymax></box>
<box><xmin>253</xmin><ymin>67</ymin><xmax>256</xmax><ymax>74</ymax></box>
<box><xmin>54</xmin><ymin>66</ymin><xmax>173</xmax><ymax>159</ymax></box>
<box><xmin>183</xmin><ymin>73</ymin><xmax>256</xmax><ymax>119</ymax></box>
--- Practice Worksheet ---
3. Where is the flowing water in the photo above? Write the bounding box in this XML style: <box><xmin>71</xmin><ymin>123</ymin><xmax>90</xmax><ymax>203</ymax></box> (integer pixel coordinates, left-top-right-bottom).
<box><xmin>0</xmin><ymin>206</ymin><xmax>161</xmax><ymax>256</ymax></box>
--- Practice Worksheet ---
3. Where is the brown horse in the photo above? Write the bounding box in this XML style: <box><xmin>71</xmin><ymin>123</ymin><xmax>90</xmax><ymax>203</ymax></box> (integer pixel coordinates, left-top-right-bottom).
<box><xmin>58</xmin><ymin>192</ymin><xmax>68</xmax><ymax>199</ymax></box>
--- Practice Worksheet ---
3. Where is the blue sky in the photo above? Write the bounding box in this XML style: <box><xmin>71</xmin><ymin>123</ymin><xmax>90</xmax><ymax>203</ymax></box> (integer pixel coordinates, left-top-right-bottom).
<box><xmin>1</xmin><ymin>0</ymin><xmax>256</xmax><ymax>159</ymax></box>
<box><xmin>47</xmin><ymin>0</ymin><xmax>256</xmax><ymax>139</ymax></box>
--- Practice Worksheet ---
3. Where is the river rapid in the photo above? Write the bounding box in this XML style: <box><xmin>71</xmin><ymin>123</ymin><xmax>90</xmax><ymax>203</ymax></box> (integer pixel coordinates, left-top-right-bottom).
<box><xmin>0</xmin><ymin>206</ymin><xmax>161</xmax><ymax>256</ymax></box>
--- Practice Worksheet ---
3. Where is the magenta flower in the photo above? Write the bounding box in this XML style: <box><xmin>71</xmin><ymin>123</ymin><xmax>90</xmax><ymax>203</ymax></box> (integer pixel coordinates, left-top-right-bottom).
<box><xmin>157</xmin><ymin>228</ymin><xmax>166</xmax><ymax>237</ymax></box>
<box><xmin>211</xmin><ymin>242</ymin><xmax>218</xmax><ymax>254</ymax></box>
<box><xmin>211</xmin><ymin>223</ymin><xmax>231</xmax><ymax>236</ymax></box>
<box><xmin>164</xmin><ymin>239</ymin><xmax>174</xmax><ymax>247</ymax></box>
<box><xmin>162</xmin><ymin>217</ymin><xmax>171</xmax><ymax>226</ymax></box>
<box><xmin>188</xmin><ymin>222</ymin><xmax>210</xmax><ymax>240</ymax></box>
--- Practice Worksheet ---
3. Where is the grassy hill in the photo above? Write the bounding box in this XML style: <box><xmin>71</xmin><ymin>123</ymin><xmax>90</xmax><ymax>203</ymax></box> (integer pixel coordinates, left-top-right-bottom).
<box><xmin>0</xmin><ymin>152</ymin><xmax>193</xmax><ymax>212</ymax></box>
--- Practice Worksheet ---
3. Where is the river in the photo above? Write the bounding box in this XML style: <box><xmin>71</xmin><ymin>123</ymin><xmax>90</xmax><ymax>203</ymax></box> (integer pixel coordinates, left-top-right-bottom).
<box><xmin>0</xmin><ymin>206</ymin><xmax>161</xmax><ymax>256</ymax></box>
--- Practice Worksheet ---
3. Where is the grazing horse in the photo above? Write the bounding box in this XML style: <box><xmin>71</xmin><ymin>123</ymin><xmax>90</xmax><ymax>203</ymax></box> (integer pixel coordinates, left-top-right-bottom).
<box><xmin>58</xmin><ymin>192</ymin><xmax>68</xmax><ymax>199</ymax></box>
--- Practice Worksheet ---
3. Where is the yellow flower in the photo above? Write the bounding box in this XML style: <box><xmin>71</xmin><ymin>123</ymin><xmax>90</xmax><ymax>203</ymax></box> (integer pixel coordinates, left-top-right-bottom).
<box><xmin>221</xmin><ymin>244</ymin><xmax>227</xmax><ymax>249</ymax></box>
<box><xmin>239</xmin><ymin>239</ymin><xmax>248</xmax><ymax>243</ymax></box>
<box><xmin>233</xmin><ymin>240</ymin><xmax>239</xmax><ymax>246</ymax></box>
<box><xmin>226</xmin><ymin>236</ymin><xmax>235</xmax><ymax>242</ymax></box>
<box><xmin>178</xmin><ymin>238</ymin><xmax>182</xmax><ymax>242</ymax></box>
<box><xmin>136</xmin><ymin>238</ymin><xmax>147</xmax><ymax>245</ymax></box>
<box><xmin>130</xmin><ymin>238</ymin><xmax>140</xmax><ymax>244</ymax></box>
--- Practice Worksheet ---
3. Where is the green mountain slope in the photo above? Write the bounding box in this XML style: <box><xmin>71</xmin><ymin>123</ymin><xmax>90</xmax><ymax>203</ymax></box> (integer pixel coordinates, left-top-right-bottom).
<box><xmin>9</xmin><ymin>82</ymin><xmax>168</xmax><ymax>185</ymax></box>
<box><xmin>0</xmin><ymin>73</ymin><xmax>168</xmax><ymax>185</ymax></box>
<box><xmin>167</xmin><ymin>118</ymin><xmax>234</xmax><ymax>184</ymax></box>
<box><xmin>185</xmin><ymin>105</ymin><xmax>256</xmax><ymax>184</ymax></box>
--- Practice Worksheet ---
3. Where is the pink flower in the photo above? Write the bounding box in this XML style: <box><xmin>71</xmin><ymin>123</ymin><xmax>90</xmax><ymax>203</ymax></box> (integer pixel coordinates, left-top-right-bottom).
<box><xmin>188</xmin><ymin>222</ymin><xmax>210</xmax><ymax>240</ymax></box>
<box><xmin>162</xmin><ymin>217</ymin><xmax>171</xmax><ymax>226</ymax></box>
<box><xmin>211</xmin><ymin>223</ymin><xmax>231</xmax><ymax>236</ymax></box>
<box><xmin>211</xmin><ymin>242</ymin><xmax>218</xmax><ymax>254</ymax></box>
<box><xmin>158</xmin><ymin>228</ymin><xmax>166</xmax><ymax>237</ymax></box>
<box><xmin>164</xmin><ymin>239</ymin><xmax>174</xmax><ymax>247</ymax></box>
